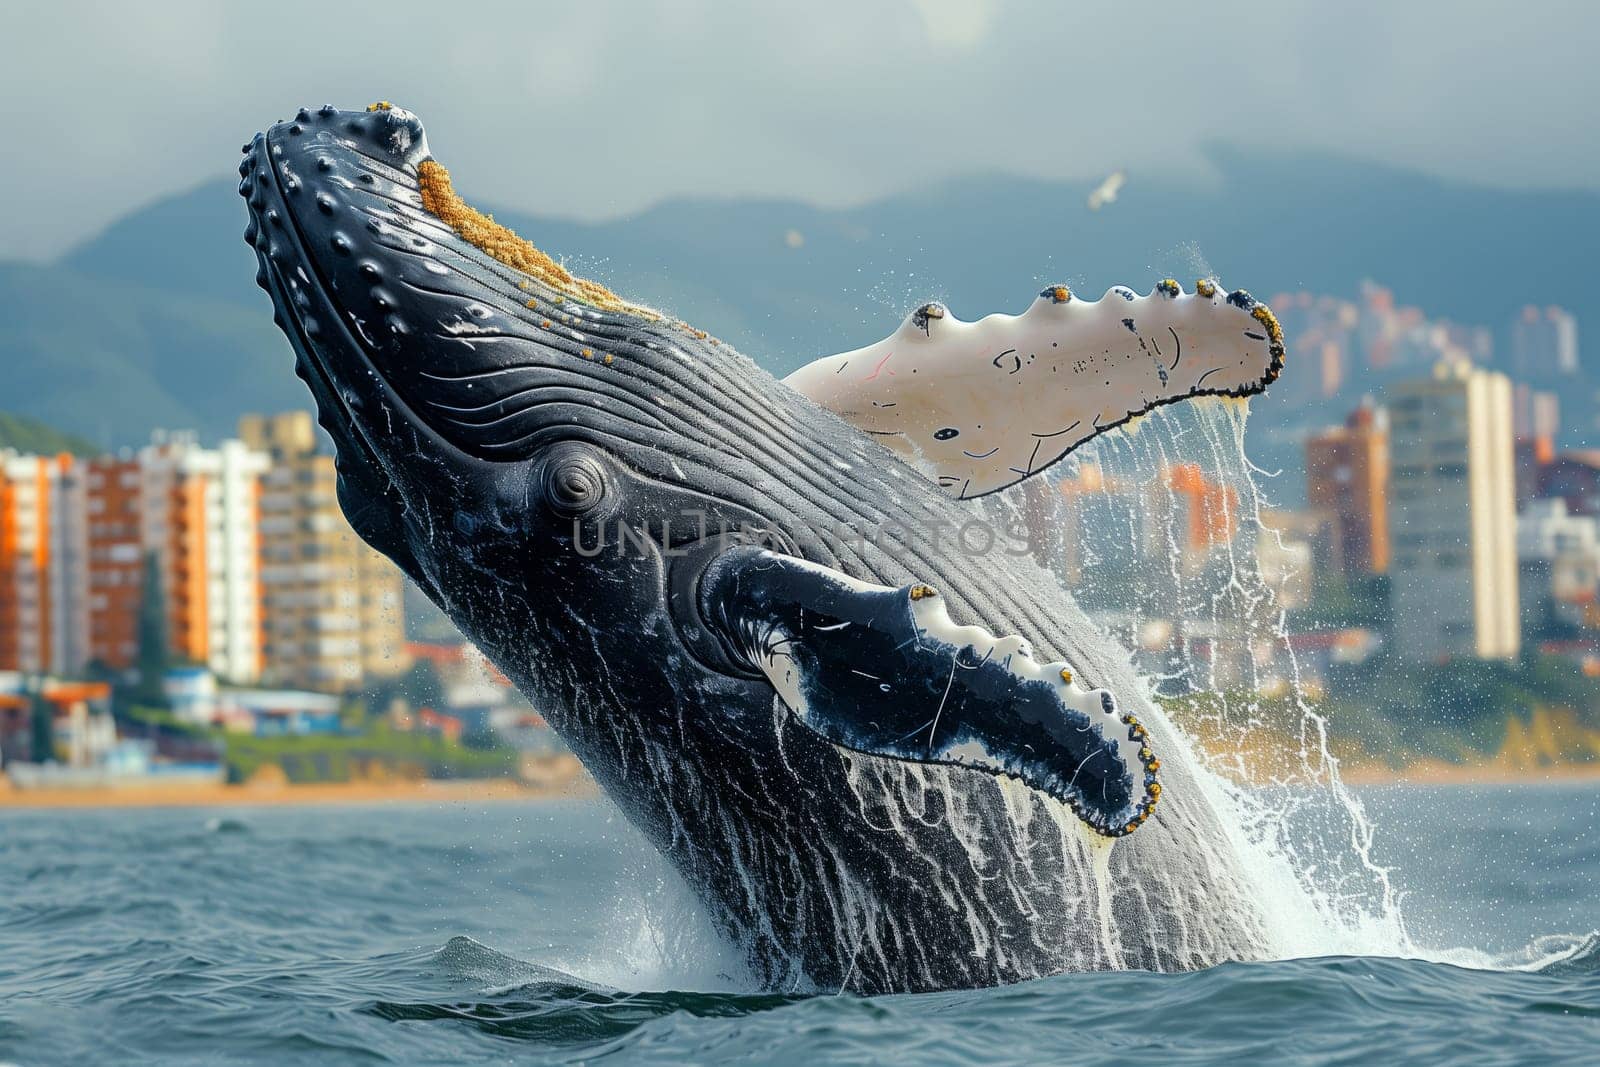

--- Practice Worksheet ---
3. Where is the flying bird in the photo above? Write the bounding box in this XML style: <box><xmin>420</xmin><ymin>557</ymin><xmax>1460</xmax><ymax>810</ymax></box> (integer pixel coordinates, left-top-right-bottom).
<box><xmin>1087</xmin><ymin>170</ymin><xmax>1126</xmax><ymax>211</ymax></box>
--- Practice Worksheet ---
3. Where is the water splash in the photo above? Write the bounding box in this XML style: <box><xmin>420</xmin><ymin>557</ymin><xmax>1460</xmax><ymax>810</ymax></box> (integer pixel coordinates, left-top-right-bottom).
<box><xmin>1015</xmin><ymin>397</ymin><xmax>1412</xmax><ymax>961</ymax></box>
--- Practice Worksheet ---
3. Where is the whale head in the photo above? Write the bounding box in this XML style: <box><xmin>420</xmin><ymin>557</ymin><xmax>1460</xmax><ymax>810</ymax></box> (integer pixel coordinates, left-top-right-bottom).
<box><xmin>238</xmin><ymin>104</ymin><xmax>765</xmax><ymax>653</ymax></box>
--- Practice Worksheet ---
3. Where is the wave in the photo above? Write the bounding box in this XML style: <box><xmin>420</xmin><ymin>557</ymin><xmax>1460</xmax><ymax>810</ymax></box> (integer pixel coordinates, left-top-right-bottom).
<box><xmin>354</xmin><ymin>936</ymin><xmax>1600</xmax><ymax>1062</ymax></box>
<box><xmin>364</xmin><ymin>938</ymin><xmax>801</xmax><ymax>1045</ymax></box>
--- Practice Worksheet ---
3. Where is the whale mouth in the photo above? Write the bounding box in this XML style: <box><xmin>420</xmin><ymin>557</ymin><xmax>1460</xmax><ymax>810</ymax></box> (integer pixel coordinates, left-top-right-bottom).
<box><xmin>239</xmin><ymin>104</ymin><xmax>479</xmax><ymax>592</ymax></box>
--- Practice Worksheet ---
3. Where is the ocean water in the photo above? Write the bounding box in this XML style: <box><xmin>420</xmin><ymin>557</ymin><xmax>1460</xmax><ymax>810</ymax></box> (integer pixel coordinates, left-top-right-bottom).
<box><xmin>2</xmin><ymin>787</ymin><xmax>1596</xmax><ymax>1066</ymax></box>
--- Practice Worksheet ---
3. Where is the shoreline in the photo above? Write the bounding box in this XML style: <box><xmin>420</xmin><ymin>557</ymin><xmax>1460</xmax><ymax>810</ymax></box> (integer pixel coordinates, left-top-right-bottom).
<box><xmin>4</xmin><ymin>757</ymin><xmax>1596</xmax><ymax>808</ymax></box>
<box><xmin>0</xmin><ymin>756</ymin><xmax>597</xmax><ymax>809</ymax></box>
<box><xmin>1335</xmin><ymin>760</ymin><xmax>1600</xmax><ymax>787</ymax></box>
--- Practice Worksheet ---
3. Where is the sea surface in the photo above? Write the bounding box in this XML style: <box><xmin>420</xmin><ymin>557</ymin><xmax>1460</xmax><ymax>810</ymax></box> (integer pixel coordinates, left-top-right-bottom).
<box><xmin>2</xmin><ymin>785</ymin><xmax>1597</xmax><ymax>1065</ymax></box>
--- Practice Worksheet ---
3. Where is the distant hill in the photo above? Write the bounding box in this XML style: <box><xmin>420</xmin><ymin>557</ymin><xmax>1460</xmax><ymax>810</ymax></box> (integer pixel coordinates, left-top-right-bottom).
<box><xmin>4</xmin><ymin>145</ymin><xmax>1594</xmax><ymax>486</ymax></box>
<box><xmin>0</xmin><ymin>412</ymin><xmax>97</xmax><ymax>456</ymax></box>
<box><xmin>0</xmin><ymin>261</ymin><xmax>308</xmax><ymax>448</ymax></box>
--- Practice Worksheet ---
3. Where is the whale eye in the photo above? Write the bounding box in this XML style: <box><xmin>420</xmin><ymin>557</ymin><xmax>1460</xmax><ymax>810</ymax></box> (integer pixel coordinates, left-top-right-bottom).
<box><xmin>541</xmin><ymin>448</ymin><xmax>608</xmax><ymax>517</ymax></box>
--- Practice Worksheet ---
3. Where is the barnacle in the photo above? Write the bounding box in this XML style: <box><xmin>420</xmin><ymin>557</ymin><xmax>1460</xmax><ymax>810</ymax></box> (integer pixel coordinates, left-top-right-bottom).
<box><xmin>417</xmin><ymin>159</ymin><xmax>656</xmax><ymax>318</ymax></box>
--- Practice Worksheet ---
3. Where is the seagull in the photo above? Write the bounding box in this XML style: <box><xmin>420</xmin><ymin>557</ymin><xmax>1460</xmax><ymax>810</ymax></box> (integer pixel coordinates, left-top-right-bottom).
<box><xmin>1087</xmin><ymin>170</ymin><xmax>1126</xmax><ymax>211</ymax></box>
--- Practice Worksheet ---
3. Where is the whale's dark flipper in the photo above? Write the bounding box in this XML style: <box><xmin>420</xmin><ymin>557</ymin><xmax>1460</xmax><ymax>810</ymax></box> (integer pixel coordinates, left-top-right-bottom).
<box><xmin>698</xmin><ymin>547</ymin><xmax>1162</xmax><ymax>837</ymax></box>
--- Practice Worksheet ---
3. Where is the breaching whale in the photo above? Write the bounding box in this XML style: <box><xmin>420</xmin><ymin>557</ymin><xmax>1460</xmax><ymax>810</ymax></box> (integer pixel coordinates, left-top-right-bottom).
<box><xmin>239</xmin><ymin>103</ymin><xmax>1286</xmax><ymax>992</ymax></box>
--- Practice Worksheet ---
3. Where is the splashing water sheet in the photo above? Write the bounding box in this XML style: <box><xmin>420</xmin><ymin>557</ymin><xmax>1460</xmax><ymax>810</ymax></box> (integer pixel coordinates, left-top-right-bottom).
<box><xmin>1013</xmin><ymin>399</ymin><xmax>1408</xmax><ymax>960</ymax></box>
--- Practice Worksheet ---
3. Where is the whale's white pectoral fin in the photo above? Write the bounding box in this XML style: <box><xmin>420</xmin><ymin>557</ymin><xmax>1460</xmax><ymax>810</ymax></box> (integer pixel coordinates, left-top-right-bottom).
<box><xmin>783</xmin><ymin>280</ymin><xmax>1285</xmax><ymax>498</ymax></box>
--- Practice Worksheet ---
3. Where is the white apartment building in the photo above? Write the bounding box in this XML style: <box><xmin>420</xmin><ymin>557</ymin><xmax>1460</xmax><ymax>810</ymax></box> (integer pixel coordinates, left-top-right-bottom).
<box><xmin>136</xmin><ymin>433</ymin><xmax>271</xmax><ymax>683</ymax></box>
<box><xmin>1518</xmin><ymin>498</ymin><xmax>1600</xmax><ymax>632</ymax></box>
<box><xmin>1388</xmin><ymin>363</ymin><xmax>1520</xmax><ymax>661</ymax></box>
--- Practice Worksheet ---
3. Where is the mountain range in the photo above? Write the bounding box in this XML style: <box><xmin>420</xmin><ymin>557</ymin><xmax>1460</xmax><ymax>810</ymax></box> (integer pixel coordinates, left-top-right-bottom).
<box><xmin>0</xmin><ymin>412</ymin><xmax>96</xmax><ymax>456</ymax></box>
<box><xmin>3</xmin><ymin>145</ymin><xmax>1594</xmax><ymax>491</ymax></box>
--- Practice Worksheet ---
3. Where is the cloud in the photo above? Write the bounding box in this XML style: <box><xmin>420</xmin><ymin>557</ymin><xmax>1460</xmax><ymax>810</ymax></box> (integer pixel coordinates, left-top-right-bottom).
<box><xmin>910</xmin><ymin>0</ymin><xmax>1000</xmax><ymax>49</ymax></box>
<box><xmin>1</xmin><ymin>0</ymin><xmax>1596</xmax><ymax>259</ymax></box>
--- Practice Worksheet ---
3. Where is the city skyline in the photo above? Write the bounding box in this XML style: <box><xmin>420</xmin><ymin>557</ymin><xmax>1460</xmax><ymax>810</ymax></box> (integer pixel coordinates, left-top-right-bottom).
<box><xmin>2</xmin><ymin>273</ymin><xmax>1593</xmax><ymax>705</ymax></box>
<box><xmin>0</xmin><ymin>413</ymin><xmax>409</xmax><ymax>693</ymax></box>
<box><xmin>6</xmin><ymin>319</ymin><xmax>1600</xmax><ymax>805</ymax></box>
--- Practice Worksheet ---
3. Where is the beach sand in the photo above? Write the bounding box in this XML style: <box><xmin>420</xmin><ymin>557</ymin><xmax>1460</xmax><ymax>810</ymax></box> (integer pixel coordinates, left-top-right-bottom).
<box><xmin>5</xmin><ymin>752</ymin><xmax>1596</xmax><ymax>809</ymax></box>
<box><xmin>1335</xmin><ymin>759</ymin><xmax>1600</xmax><ymax>787</ymax></box>
<box><xmin>0</xmin><ymin>755</ymin><xmax>596</xmax><ymax>809</ymax></box>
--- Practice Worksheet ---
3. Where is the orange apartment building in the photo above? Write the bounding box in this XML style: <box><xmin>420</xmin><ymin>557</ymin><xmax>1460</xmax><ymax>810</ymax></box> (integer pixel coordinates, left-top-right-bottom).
<box><xmin>113</xmin><ymin>434</ymin><xmax>270</xmax><ymax>682</ymax></box>
<box><xmin>5</xmin><ymin>436</ymin><xmax>270</xmax><ymax>684</ymax></box>
<box><xmin>1306</xmin><ymin>402</ymin><xmax>1391</xmax><ymax>576</ymax></box>
<box><xmin>83</xmin><ymin>456</ymin><xmax>144</xmax><ymax>671</ymax></box>
<box><xmin>1</xmin><ymin>454</ymin><xmax>82</xmax><ymax>675</ymax></box>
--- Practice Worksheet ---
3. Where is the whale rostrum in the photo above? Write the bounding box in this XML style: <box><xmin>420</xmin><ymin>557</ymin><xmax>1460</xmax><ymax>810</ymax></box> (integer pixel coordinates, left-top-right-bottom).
<box><xmin>240</xmin><ymin>103</ymin><xmax>1280</xmax><ymax>992</ymax></box>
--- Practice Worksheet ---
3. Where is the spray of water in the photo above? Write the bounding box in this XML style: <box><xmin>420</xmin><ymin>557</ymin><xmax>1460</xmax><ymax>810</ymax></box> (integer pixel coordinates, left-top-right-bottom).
<box><xmin>1073</xmin><ymin>401</ymin><xmax>1596</xmax><ymax>974</ymax></box>
<box><xmin>1012</xmin><ymin>398</ymin><xmax>1415</xmax><ymax>960</ymax></box>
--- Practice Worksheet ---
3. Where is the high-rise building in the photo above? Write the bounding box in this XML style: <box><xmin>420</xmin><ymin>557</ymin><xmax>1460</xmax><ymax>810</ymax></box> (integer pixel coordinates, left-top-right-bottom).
<box><xmin>140</xmin><ymin>434</ymin><xmax>270</xmax><ymax>681</ymax></box>
<box><xmin>1511</xmin><ymin>383</ymin><xmax>1561</xmax><ymax>442</ymax></box>
<box><xmin>82</xmin><ymin>434</ymin><xmax>270</xmax><ymax>681</ymax></box>
<box><xmin>1305</xmin><ymin>401</ymin><xmax>1390</xmax><ymax>576</ymax></box>
<box><xmin>83</xmin><ymin>455</ymin><xmax>144</xmax><ymax>671</ymax></box>
<box><xmin>1388</xmin><ymin>363</ymin><xmax>1520</xmax><ymax>661</ymax></box>
<box><xmin>1164</xmin><ymin>463</ymin><xmax>1240</xmax><ymax>562</ymax></box>
<box><xmin>238</xmin><ymin>412</ymin><xmax>409</xmax><ymax>692</ymax></box>
<box><xmin>1511</xmin><ymin>305</ymin><xmax>1580</xmax><ymax>380</ymax></box>
<box><xmin>0</xmin><ymin>451</ymin><xmax>84</xmax><ymax>675</ymax></box>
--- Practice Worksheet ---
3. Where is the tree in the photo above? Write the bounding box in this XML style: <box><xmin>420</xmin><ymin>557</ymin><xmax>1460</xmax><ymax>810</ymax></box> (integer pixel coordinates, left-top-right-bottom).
<box><xmin>29</xmin><ymin>686</ymin><xmax>54</xmax><ymax>763</ymax></box>
<box><xmin>134</xmin><ymin>551</ymin><xmax>170</xmax><ymax>706</ymax></box>
<box><xmin>403</xmin><ymin>659</ymin><xmax>446</xmax><ymax>712</ymax></box>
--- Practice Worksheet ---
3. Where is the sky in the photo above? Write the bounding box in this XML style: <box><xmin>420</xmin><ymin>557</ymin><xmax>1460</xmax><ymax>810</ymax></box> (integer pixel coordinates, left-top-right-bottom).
<box><xmin>2</xmin><ymin>0</ymin><xmax>1596</xmax><ymax>260</ymax></box>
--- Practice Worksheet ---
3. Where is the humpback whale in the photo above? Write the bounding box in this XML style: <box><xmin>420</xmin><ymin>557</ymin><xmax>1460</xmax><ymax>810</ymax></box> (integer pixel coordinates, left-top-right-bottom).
<box><xmin>239</xmin><ymin>103</ymin><xmax>1286</xmax><ymax>992</ymax></box>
